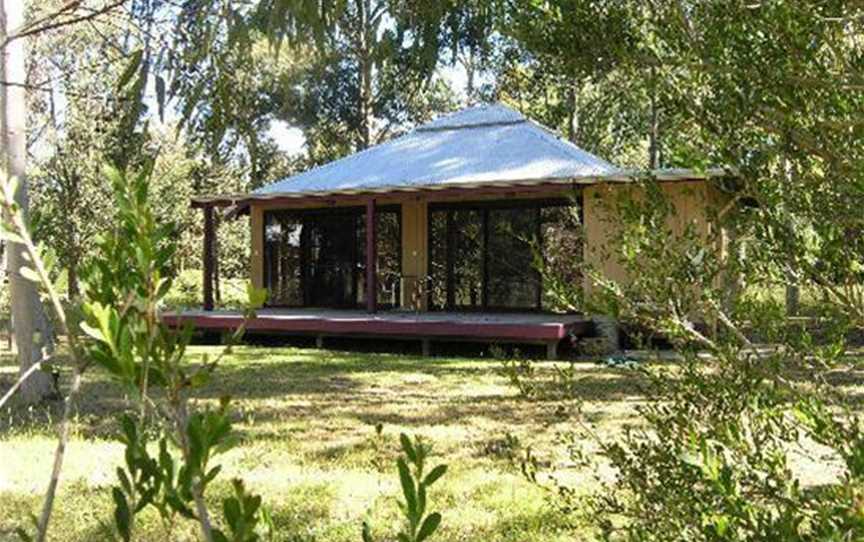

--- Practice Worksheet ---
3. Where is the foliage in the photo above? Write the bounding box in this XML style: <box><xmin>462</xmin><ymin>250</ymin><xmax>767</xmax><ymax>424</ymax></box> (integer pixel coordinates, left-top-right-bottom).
<box><xmin>485</xmin><ymin>2</ymin><xmax>864</xmax><ymax>536</ymax></box>
<box><xmin>82</xmin><ymin>165</ymin><xmax>269</xmax><ymax>541</ymax></box>
<box><xmin>521</xmin><ymin>172</ymin><xmax>864</xmax><ymax>541</ymax></box>
<box><xmin>363</xmin><ymin>433</ymin><xmax>448</xmax><ymax>542</ymax></box>
<box><xmin>5</xmin><ymin>159</ymin><xmax>269</xmax><ymax>541</ymax></box>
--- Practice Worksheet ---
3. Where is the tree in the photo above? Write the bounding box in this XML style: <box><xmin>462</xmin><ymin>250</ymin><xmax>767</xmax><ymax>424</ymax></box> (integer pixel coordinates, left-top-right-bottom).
<box><xmin>172</xmin><ymin>0</ymin><xmax>463</xmax><ymax>176</ymax></box>
<box><xmin>512</xmin><ymin>1</ymin><xmax>864</xmax><ymax>539</ymax></box>
<box><xmin>1</xmin><ymin>0</ymin><xmax>56</xmax><ymax>403</ymax></box>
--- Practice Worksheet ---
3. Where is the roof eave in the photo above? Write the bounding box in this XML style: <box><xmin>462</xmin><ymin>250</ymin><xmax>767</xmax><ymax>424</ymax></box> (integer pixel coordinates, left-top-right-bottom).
<box><xmin>190</xmin><ymin>167</ymin><xmax>738</xmax><ymax>207</ymax></box>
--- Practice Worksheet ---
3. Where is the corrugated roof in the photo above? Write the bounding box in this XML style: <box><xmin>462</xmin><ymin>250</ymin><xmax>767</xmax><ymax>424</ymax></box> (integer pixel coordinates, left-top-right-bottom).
<box><xmin>254</xmin><ymin>103</ymin><xmax>621</xmax><ymax>196</ymax></box>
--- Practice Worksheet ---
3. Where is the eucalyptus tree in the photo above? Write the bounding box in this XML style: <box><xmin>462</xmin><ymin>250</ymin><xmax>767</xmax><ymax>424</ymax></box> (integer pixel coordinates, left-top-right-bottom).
<box><xmin>1</xmin><ymin>0</ymin><xmax>57</xmax><ymax>402</ymax></box>
<box><xmin>27</xmin><ymin>11</ymin><xmax>149</xmax><ymax>299</ymax></box>
<box><xmin>171</xmin><ymin>0</ymin><xmax>466</xmax><ymax>176</ymax></box>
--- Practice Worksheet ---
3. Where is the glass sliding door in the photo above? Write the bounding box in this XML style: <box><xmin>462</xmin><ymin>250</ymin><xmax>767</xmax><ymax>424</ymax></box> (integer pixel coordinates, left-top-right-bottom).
<box><xmin>428</xmin><ymin>209</ymin><xmax>484</xmax><ymax>310</ymax></box>
<box><xmin>486</xmin><ymin>206</ymin><xmax>541</xmax><ymax>309</ymax></box>
<box><xmin>263</xmin><ymin>214</ymin><xmax>304</xmax><ymax>306</ymax></box>
<box><xmin>303</xmin><ymin>212</ymin><xmax>362</xmax><ymax>308</ymax></box>
<box><xmin>263</xmin><ymin>206</ymin><xmax>401</xmax><ymax>309</ymax></box>
<box><xmin>427</xmin><ymin>197</ymin><xmax>581</xmax><ymax>312</ymax></box>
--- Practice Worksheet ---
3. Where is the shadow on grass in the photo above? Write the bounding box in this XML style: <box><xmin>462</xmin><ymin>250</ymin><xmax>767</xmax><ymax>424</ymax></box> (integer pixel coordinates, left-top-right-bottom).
<box><xmin>1</xmin><ymin>346</ymin><xmax>646</xmax><ymax>441</ymax></box>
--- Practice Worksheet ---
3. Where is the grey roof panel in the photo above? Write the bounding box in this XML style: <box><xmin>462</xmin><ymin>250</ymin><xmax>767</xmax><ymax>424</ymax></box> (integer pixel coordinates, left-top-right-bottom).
<box><xmin>255</xmin><ymin>103</ymin><xmax>621</xmax><ymax>196</ymax></box>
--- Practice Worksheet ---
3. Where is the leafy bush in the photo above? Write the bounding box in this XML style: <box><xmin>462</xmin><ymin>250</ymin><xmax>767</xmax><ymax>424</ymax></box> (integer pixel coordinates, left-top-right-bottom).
<box><xmin>521</xmin><ymin>179</ymin><xmax>864</xmax><ymax>541</ymax></box>
<box><xmin>3</xmin><ymin>163</ymin><xmax>269</xmax><ymax>542</ymax></box>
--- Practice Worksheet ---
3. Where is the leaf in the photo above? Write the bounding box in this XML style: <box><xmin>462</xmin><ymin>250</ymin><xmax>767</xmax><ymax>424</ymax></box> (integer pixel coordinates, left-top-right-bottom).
<box><xmin>416</xmin><ymin>513</ymin><xmax>442</xmax><ymax>542</ymax></box>
<box><xmin>397</xmin><ymin>457</ymin><xmax>417</xmax><ymax>518</ymax></box>
<box><xmin>223</xmin><ymin>497</ymin><xmax>241</xmax><ymax>529</ymax></box>
<box><xmin>400</xmin><ymin>433</ymin><xmax>417</xmax><ymax>464</ymax></box>
<box><xmin>362</xmin><ymin>521</ymin><xmax>375</xmax><ymax>542</ymax></box>
<box><xmin>246</xmin><ymin>283</ymin><xmax>268</xmax><ymax>309</ymax></box>
<box><xmin>102</xmin><ymin>164</ymin><xmax>124</xmax><ymax>189</ymax></box>
<box><xmin>422</xmin><ymin>465</ymin><xmax>447</xmax><ymax>487</ymax></box>
<box><xmin>0</xmin><ymin>224</ymin><xmax>23</xmax><ymax>244</ymax></box>
<box><xmin>116</xmin><ymin>468</ymin><xmax>132</xmax><ymax>494</ymax></box>
<box><xmin>117</xmin><ymin>50</ymin><xmax>144</xmax><ymax>91</ymax></box>
<box><xmin>19</xmin><ymin>266</ymin><xmax>40</xmax><ymax>284</ymax></box>
<box><xmin>112</xmin><ymin>487</ymin><xmax>131</xmax><ymax>542</ymax></box>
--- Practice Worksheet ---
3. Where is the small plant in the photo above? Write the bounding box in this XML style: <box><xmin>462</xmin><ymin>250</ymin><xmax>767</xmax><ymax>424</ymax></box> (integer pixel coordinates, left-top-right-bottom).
<box><xmin>214</xmin><ymin>479</ymin><xmax>275</xmax><ymax>542</ymax></box>
<box><xmin>498</xmin><ymin>349</ymin><xmax>539</xmax><ymax>399</ymax></box>
<box><xmin>368</xmin><ymin>422</ymin><xmax>390</xmax><ymax>473</ymax></box>
<box><xmin>4</xmin><ymin>163</ymin><xmax>270</xmax><ymax>542</ymax></box>
<box><xmin>480</xmin><ymin>432</ymin><xmax>522</xmax><ymax>462</ymax></box>
<box><xmin>363</xmin><ymin>433</ymin><xmax>448</xmax><ymax>542</ymax></box>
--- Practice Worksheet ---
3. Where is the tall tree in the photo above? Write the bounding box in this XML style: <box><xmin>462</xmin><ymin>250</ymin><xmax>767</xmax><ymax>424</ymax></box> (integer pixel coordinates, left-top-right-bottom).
<box><xmin>1</xmin><ymin>0</ymin><xmax>56</xmax><ymax>402</ymax></box>
<box><xmin>172</xmin><ymin>0</ymin><xmax>463</xmax><ymax>175</ymax></box>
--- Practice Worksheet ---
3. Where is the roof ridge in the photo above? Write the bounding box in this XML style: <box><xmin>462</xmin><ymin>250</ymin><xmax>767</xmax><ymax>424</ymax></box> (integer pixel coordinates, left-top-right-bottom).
<box><xmin>414</xmin><ymin>102</ymin><xmax>525</xmax><ymax>131</ymax></box>
<box><xmin>415</xmin><ymin>118</ymin><xmax>526</xmax><ymax>132</ymax></box>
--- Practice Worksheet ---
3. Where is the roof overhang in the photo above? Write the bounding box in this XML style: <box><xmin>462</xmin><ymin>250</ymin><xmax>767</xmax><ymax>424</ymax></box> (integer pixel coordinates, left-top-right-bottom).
<box><xmin>191</xmin><ymin>167</ymin><xmax>737</xmax><ymax>209</ymax></box>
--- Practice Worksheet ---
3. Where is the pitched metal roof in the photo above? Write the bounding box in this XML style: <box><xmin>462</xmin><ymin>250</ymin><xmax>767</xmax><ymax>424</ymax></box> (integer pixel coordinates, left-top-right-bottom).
<box><xmin>254</xmin><ymin>103</ymin><xmax>622</xmax><ymax>197</ymax></box>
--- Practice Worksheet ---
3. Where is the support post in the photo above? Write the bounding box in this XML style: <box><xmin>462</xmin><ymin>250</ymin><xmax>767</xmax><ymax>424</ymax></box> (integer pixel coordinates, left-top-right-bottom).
<box><xmin>366</xmin><ymin>199</ymin><xmax>377</xmax><ymax>313</ymax></box>
<box><xmin>203</xmin><ymin>204</ymin><xmax>215</xmax><ymax>311</ymax></box>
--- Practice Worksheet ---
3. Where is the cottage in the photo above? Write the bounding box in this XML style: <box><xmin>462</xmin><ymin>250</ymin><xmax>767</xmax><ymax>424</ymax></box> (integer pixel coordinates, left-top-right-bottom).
<box><xmin>173</xmin><ymin>103</ymin><xmax>732</xmax><ymax>358</ymax></box>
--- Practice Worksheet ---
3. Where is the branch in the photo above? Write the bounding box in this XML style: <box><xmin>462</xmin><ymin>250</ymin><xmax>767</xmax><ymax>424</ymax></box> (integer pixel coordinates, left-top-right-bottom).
<box><xmin>0</xmin><ymin>80</ymin><xmax>108</xmax><ymax>101</ymax></box>
<box><xmin>0</xmin><ymin>357</ymin><xmax>52</xmax><ymax>409</ymax></box>
<box><xmin>2</xmin><ymin>0</ymin><xmax>130</xmax><ymax>48</ymax></box>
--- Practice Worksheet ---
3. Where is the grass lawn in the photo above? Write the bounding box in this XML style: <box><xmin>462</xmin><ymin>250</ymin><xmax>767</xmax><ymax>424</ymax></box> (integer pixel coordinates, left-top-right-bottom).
<box><xmin>0</xmin><ymin>343</ymin><xmax>647</xmax><ymax>541</ymax></box>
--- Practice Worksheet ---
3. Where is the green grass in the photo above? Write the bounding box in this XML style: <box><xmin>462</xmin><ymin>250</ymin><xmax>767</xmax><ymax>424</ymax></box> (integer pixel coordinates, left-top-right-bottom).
<box><xmin>0</xmin><ymin>344</ymin><xmax>648</xmax><ymax>541</ymax></box>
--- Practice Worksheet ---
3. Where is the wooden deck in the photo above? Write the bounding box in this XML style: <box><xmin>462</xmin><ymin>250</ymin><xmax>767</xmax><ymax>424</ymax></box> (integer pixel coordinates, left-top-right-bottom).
<box><xmin>162</xmin><ymin>309</ymin><xmax>593</xmax><ymax>359</ymax></box>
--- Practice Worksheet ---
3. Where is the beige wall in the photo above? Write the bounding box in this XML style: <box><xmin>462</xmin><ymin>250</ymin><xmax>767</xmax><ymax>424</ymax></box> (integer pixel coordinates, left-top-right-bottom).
<box><xmin>400</xmin><ymin>200</ymin><xmax>428</xmax><ymax>310</ymax></box>
<box><xmin>250</xmin><ymin>204</ymin><xmax>264</xmax><ymax>290</ymax></box>
<box><xmin>582</xmin><ymin>179</ymin><xmax>720</xmax><ymax>294</ymax></box>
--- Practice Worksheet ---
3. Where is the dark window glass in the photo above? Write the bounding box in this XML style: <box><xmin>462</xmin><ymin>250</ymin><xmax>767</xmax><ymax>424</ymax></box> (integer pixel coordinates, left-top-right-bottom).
<box><xmin>263</xmin><ymin>214</ymin><xmax>303</xmax><ymax>306</ymax></box>
<box><xmin>376</xmin><ymin>211</ymin><xmax>402</xmax><ymax>307</ymax></box>
<box><xmin>486</xmin><ymin>207</ymin><xmax>540</xmax><ymax>309</ymax></box>
<box><xmin>427</xmin><ymin>209</ymin><xmax>484</xmax><ymax>310</ymax></box>
<box><xmin>263</xmin><ymin>207</ymin><xmax>400</xmax><ymax>309</ymax></box>
<box><xmin>427</xmin><ymin>210</ymin><xmax>449</xmax><ymax>309</ymax></box>
<box><xmin>427</xmin><ymin>198</ymin><xmax>581</xmax><ymax>312</ymax></box>
<box><xmin>541</xmin><ymin>205</ymin><xmax>584</xmax><ymax>310</ymax></box>
<box><xmin>303</xmin><ymin>212</ymin><xmax>361</xmax><ymax>308</ymax></box>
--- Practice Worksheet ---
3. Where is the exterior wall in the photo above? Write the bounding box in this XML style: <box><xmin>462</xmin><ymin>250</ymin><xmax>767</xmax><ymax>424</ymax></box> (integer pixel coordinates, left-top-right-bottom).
<box><xmin>248</xmin><ymin>181</ymin><xmax>726</xmax><ymax>312</ymax></box>
<box><xmin>400</xmin><ymin>200</ymin><xmax>428</xmax><ymax>310</ymax></box>
<box><xmin>582</xmin><ymin>179</ymin><xmax>716</xmax><ymax>295</ymax></box>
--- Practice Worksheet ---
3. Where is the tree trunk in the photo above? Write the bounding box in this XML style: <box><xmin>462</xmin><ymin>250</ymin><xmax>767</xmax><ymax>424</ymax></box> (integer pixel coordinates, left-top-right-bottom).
<box><xmin>356</xmin><ymin>0</ymin><xmax>373</xmax><ymax>150</ymax></box>
<box><xmin>648</xmin><ymin>65</ymin><xmax>660</xmax><ymax>169</ymax></box>
<box><xmin>1</xmin><ymin>0</ymin><xmax>55</xmax><ymax>403</ymax></box>
<box><xmin>67</xmin><ymin>260</ymin><xmax>79</xmax><ymax>300</ymax></box>
<box><xmin>461</xmin><ymin>50</ymin><xmax>476</xmax><ymax>105</ymax></box>
<box><xmin>568</xmin><ymin>80</ymin><xmax>580</xmax><ymax>144</ymax></box>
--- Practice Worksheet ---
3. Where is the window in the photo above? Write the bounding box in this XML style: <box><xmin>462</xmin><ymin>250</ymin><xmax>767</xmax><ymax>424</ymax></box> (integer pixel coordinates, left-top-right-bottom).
<box><xmin>427</xmin><ymin>198</ymin><xmax>582</xmax><ymax>311</ymax></box>
<box><xmin>263</xmin><ymin>206</ymin><xmax>401</xmax><ymax>308</ymax></box>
